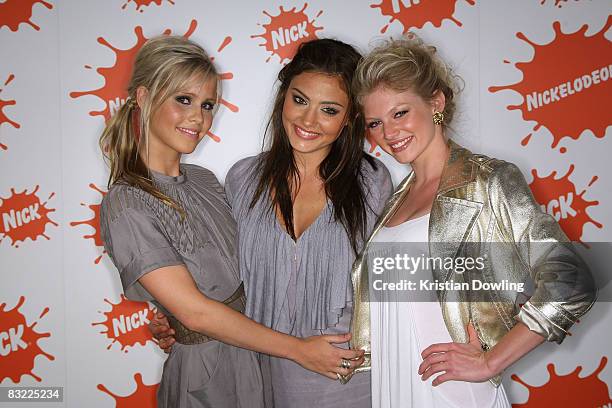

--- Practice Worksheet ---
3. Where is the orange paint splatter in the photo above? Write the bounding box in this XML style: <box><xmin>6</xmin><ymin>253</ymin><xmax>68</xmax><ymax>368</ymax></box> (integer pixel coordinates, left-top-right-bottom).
<box><xmin>0</xmin><ymin>297</ymin><xmax>54</xmax><ymax>383</ymax></box>
<box><xmin>0</xmin><ymin>0</ymin><xmax>53</xmax><ymax>32</ymax></box>
<box><xmin>0</xmin><ymin>73</ymin><xmax>20</xmax><ymax>151</ymax></box>
<box><xmin>529</xmin><ymin>164</ymin><xmax>603</xmax><ymax>242</ymax></box>
<box><xmin>251</xmin><ymin>4</ymin><xmax>324</xmax><ymax>64</ymax></box>
<box><xmin>521</xmin><ymin>133</ymin><xmax>532</xmax><ymax>146</ymax></box>
<box><xmin>217</xmin><ymin>35</ymin><xmax>232</xmax><ymax>52</ymax></box>
<box><xmin>206</xmin><ymin>130</ymin><xmax>221</xmax><ymax>143</ymax></box>
<box><xmin>540</xmin><ymin>0</ymin><xmax>580</xmax><ymax>7</ymax></box>
<box><xmin>365</xmin><ymin>129</ymin><xmax>382</xmax><ymax>157</ymax></box>
<box><xmin>489</xmin><ymin>18</ymin><xmax>612</xmax><ymax>148</ymax></box>
<box><xmin>512</xmin><ymin>357</ymin><xmax>610</xmax><ymax>407</ymax></box>
<box><xmin>371</xmin><ymin>0</ymin><xmax>476</xmax><ymax>34</ymax></box>
<box><xmin>98</xmin><ymin>372</ymin><xmax>158</xmax><ymax>407</ymax></box>
<box><xmin>70</xmin><ymin>20</ymin><xmax>197</xmax><ymax>123</ymax></box>
<box><xmin>121</xmin><ymin>0</ymin><xmax>175</xmax><ymax>13</ymax></box>
<box><xmin>70</xmin><ymin>21</ymin><xmax>235</xmax><ymax>143</ymax></box>
<box><xmin>70</xmin><ymin>184</ymin><xmax>107</xmax><ymax>264</ymax></box>
<box><xmin>0</xmin><ymin>186</ymin><xmax>57</xmax><ymax>248</ymax></box>
<box><xmin>92</xmin><ymin>295</ymin><xmax>155</xmax><ymax>352</ymax></box>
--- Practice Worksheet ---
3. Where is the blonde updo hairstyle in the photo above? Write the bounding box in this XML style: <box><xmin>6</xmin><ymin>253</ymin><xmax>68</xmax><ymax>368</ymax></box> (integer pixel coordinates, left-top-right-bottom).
<box><xmin>100</xmin><ymin>35</ymin><xmax>218</xmax><ymax>213</ymax></box>
<box><xmin>354</xmin><ymin>34</ymin><xmax>460</xmax><ymax>129</ymax></box>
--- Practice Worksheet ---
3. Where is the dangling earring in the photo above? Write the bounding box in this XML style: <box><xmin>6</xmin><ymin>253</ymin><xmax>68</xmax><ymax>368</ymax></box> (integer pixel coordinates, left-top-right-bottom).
<box><xmin>432</xmin><ymin>111</ymin><xmax>444</xmax><ymax>125</ymax></box>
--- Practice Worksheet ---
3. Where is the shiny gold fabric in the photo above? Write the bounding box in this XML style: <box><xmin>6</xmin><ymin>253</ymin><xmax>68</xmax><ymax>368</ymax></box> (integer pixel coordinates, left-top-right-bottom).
<box><xmin>346</xmin><ymin>141</ymin><xmax>596</xmax><ymax>385</ymax></box>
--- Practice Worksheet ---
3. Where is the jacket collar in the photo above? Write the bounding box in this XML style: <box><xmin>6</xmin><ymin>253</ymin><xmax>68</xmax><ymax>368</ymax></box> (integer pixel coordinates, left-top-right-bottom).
<box><xmin>364</xmin><ymin>140</ymin><xmax>476</xmax><ymax>247</ymax></box>
<box><xmin>436</xmin><ymin>140</ymin><xmax>476</xmax><ymax>195</ymax></box>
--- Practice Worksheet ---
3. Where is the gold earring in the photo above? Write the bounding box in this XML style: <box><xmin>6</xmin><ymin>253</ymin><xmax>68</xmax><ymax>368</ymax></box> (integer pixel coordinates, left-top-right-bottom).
<box><xmin>432</xmin><ymin>111</ymin><xmax>444</xmax><ymax>125</ymax></box>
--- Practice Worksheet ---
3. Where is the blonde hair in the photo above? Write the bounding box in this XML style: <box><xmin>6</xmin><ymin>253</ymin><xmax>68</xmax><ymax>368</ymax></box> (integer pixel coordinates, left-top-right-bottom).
<box><xmin>354</xmin><ymin>35</ymin><xmax>460</xmax><ymax>128</ymax></box>
<box><xmin>99</xmin><ymin>35</ymin><xmax>218</xmax><ymax>213</ymax></box>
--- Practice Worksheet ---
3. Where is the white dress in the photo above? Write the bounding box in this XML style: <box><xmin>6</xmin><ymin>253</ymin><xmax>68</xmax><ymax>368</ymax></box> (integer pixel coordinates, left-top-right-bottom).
<box><xmin>370</xmin><ymin>214</ymin><xmax>511</xmax><ymax>408</ymax></box>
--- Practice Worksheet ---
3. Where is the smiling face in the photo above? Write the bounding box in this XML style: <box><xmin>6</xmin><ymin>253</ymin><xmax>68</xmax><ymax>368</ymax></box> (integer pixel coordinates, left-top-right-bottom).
<box><xmin>142</xmin><ymin>74</ymin><xmax>217</xmax><ymax>162</ymax></box>
<box><xmin>362</xmin><ymin>85</ymin><xmax>445</xmax><ymax>165</ymax></box>
<box><xmin>281</xmin><ymin>71</ymin><xmax>349</xmax><ymax>162</ymax></box>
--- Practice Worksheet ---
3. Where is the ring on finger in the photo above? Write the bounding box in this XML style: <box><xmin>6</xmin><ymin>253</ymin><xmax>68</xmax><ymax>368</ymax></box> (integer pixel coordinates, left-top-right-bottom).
<box><xmin>340</xmin><ymin>358</ymin><xmax>351</xmax><ymax>369</ymax></box>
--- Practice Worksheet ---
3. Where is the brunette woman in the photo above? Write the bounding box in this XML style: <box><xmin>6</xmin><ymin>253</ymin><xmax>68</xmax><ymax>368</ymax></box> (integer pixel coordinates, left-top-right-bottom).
<box><xmin>152</xmin><ymin>39</ymin><xmax>393</xmax><ymax>407</ymax></box>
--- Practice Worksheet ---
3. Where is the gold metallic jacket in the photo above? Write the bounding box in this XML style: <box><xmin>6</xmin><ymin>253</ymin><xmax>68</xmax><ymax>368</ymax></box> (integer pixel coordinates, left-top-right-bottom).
<box><xmin>348</xmin><ymin>141</ymin><xmax>596</xmax><ymax>385</ymax></box>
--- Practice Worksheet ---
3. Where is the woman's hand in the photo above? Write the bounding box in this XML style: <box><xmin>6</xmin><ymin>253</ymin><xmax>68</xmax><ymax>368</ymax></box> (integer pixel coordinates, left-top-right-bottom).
<box><xmin>418</xmin><ymin>323</ymin><xmax>495</xmax><ymax>386</ymax></box>
<box><xmin>149</xmin><ymin>311</ymin><xmax>175</xmax><ymax>353</ymax></box>
<box><xmin>292</xmin><ymin>333</ymin><xmax>365</xmax><ymax>380</ymax></box>
<box><xmin>149</xmin><ymin>310</ymin><xmax>365</xmax><ymax>380</ymax></box>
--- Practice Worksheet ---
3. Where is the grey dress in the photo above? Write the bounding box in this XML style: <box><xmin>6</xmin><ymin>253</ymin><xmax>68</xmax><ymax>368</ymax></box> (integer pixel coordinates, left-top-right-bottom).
<box><xmin>225</xmin><ymin>155</ymin><xmax>393</xmax><ymax>408</ymax></box>
<box><xmin>100</xmin><ymin>164</ymin><xmax>265</xmax><ymax>408</ymax></box>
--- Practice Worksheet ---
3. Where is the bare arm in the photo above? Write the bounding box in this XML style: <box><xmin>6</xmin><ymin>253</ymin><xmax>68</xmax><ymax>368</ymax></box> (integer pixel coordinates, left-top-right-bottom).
<box><xmin>419</xmin><ymin>322</ymin><xmax>545</xmax><ymax>385</ymax></box>
<box><xmin>140</xmin><ymin>264</ymin><xmax>363</xmax><ymax>379</ymax></box>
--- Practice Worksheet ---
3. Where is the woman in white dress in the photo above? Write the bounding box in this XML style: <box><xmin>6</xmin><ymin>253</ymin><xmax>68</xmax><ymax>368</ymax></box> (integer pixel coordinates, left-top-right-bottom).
<box><xmin>347</xmin><ymin>35</ymin><xmax>596</xmax><ymax>408</ymax></box>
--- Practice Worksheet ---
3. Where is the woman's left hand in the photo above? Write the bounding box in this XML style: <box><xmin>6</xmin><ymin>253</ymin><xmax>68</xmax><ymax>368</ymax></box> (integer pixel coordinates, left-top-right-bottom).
<box><xmin>418</xmin><ymin>323</ymin><xmax>496</xmax><ymax>386</ymax></box>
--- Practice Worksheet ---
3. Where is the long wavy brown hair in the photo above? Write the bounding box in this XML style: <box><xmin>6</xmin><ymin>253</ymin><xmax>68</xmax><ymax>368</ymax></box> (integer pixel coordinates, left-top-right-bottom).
<box><xmin>99</xmin><ymin>35</ymin><xmax>218</xmax><ymax>212</ymax></box>
<box><xmin>250</xmin><ymin>39</ymin><xmax>377</xmax><ymax>253</ymax></box>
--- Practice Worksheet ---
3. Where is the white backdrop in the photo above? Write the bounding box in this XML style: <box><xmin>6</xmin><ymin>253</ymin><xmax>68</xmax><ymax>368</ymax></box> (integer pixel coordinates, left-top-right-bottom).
<box><xmin>0</xmin><ymin>0</ymin><xmax>610</xmax><ymax>406</ymax></box>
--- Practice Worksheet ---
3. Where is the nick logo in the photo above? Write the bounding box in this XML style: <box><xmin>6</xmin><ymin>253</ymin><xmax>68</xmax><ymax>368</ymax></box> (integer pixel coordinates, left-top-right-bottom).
<box><xmin>98</xmin><ymin>373</ymin><xmax>158</xmax><ymax>407</ymax></box>
<box><xmin>0</xmin><ymin>73</ymin><xmax>20</xmax><ymax>151</ymax></box>
<box><xmin>512</xmin><ymin>357</ymin><xmax>610</xmax><ymax>407</ymax></box>
<box><xmin>0</xmin><ymin>186</ymin><xmax>57</xmax><ymax>248</ymax></box>
<box><xmin>0</xmin><ymin>0</ymin><xmax>53</xmax><ymax>32</ymax></box>
<box><xmin>489</xmin><ymin>18</ymin><xmax>611</xmax><ymax>152</ymax></box>
<box><xmin>0</xmin><ymin>297</ymin><xmax>54</xmax><ymax>383</ymax></box>
<box><xmin>529</xmin><ymin>164</ymin><xmax>602</xmax><ymax>243</ymax></box>
<box><xmin>70</xmin><ymin>184</ymin><xmax>107</xmax><ymax>264</ymax></box>
<box><xmin>370</xmin><ymin>0</ymin><xmax>475</xmax><ymax>34</ymax></box>
<box><xmin>252</xmin><ymin>3</ymin><xmax>323</xmax><ymax>63</ymax></box>
<box><xmin>121</xmin><ymin>0</ymin><xmax>175</xmax><ymax>13</ymax></box>
<box><xmin>70</xmin><ymin>20</ymin><xmax>236</xmax><ymax>142</ymax></box>
<box><xmin>92</xmin><ymin>295</ymin><xmax>155</xmax><ymax>352</ymax></box>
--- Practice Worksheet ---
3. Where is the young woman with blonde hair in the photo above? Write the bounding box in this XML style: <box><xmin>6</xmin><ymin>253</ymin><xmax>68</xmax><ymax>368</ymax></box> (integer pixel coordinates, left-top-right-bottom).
<box><xmin>99</xmin><ymin>35</ymin><xmax>363</xmax><ymax>408</ymax></box>
<box><xmin>346</xmin><ymin>35</ymin><xmax>596</xmax><ymax>407</ymax></box>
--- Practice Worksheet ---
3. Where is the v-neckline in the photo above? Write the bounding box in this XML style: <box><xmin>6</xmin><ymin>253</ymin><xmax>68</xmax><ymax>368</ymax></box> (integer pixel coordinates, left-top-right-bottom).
<box><xmin>274</xmin><ymin>199</ymin><xmax>330</xmax><ymax>243</ymax></box>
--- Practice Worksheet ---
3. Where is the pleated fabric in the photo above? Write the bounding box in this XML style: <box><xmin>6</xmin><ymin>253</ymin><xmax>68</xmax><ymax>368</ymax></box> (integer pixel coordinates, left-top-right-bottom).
<box><xmin>100</xmin><ymin>164</ymin><xmax>265</xmax><ymax>408</ymax></box>
<box><xmin>225</xmin><ymin>155</ymin><xmax>393</xmax><ymax>407</ymax></box>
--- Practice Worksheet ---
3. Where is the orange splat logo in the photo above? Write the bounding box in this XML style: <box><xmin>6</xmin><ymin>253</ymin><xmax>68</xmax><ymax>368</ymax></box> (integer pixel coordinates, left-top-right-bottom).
<box><xmin>0</xmin><ymin>73</ymin><xmax>20</xmax><ymax>151</ymax></box>
<box><xmin>121</xmin><ymin>0</ymin><xmax>175</xmax><ymax>13</ymax></box>
<box><xmin>98</xmin><ymin>373</ymin><xmax>158</xmax><ymax>407</ymax></box>
<box><xmin>529</xmin><ymin>164</ymin><xmax>602</xmax><ymax>242</ymax></box>
<box><xmin>251</xmin><ymin>3</ymin><xmax>323</xmax><ymax>63</ymax></box>
<box><xmin>0</xmin><ymin>0</ymin><xmax>53</xmax><ymax>32</ymax></box>
<box><xmin>489</xmin><ymin>18</ymin><xmax>612</xmax><ymax>152</ymax></box>
<box><xmin>0</xmin><ymin>186</ymin><xmax>57</xmax><ymax>248</ymax></box>
<box><xmin>371</xmin><ymin>0</ymin><xmax>475</xmax><ymax>34</ymax></box>
<box><xmin>70</xmin><ymin>184</ymin><xmax>107</xmax><ymax>264</ymax></box>
<box><xmin>70</xmin><ymin>20</ymin><xmax>235</xmax><ymax>142</ymax></box>
<box><xmin>512</xmin><ymin>357</ymin><xmax>611</xmax><ymax>407</ymax></box>
<box><xmin>0</xmin><ymin>297</ymin><xmax>54</xmax><ymax>383</ymax></box>
<box><xmin>92</xmin><ymin>295</ymin><xmax>155</xmax><ymax>352</ymax></box>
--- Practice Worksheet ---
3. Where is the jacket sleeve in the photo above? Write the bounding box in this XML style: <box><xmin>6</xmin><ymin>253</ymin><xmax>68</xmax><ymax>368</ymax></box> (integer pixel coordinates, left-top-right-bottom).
<box><xmin>488</xmin><ymin>162</ymin><xmax>597</xmax><ymax>343</ymax></box>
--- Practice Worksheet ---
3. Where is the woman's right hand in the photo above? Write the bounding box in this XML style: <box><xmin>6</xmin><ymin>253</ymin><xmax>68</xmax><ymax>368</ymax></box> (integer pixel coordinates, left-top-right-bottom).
<box><xmin>292</xmin><ymin>333</ymin><xmax>365</xmax><ymax>380</ymax></box>
<box><xmin>148</xmin><ymin>298</ymin><xmax>364</xmax><ymax>379</ymax></box>
<box><xmin>149</xmin><ymin>311</ymin><xmax>175</xmax><ymax>353</ymax></box>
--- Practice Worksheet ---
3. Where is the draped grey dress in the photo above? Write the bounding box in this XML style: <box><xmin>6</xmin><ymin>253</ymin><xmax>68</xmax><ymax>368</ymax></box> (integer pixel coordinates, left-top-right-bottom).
<box><xmin>100</xmin><ymin>164</ymin><xmax>265</xmax><ymax>408</ymax></box>
<box><xmin>225</xmin><ymin>155</ymin><xmax>393</xmax><ymax>408</ymax></box>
